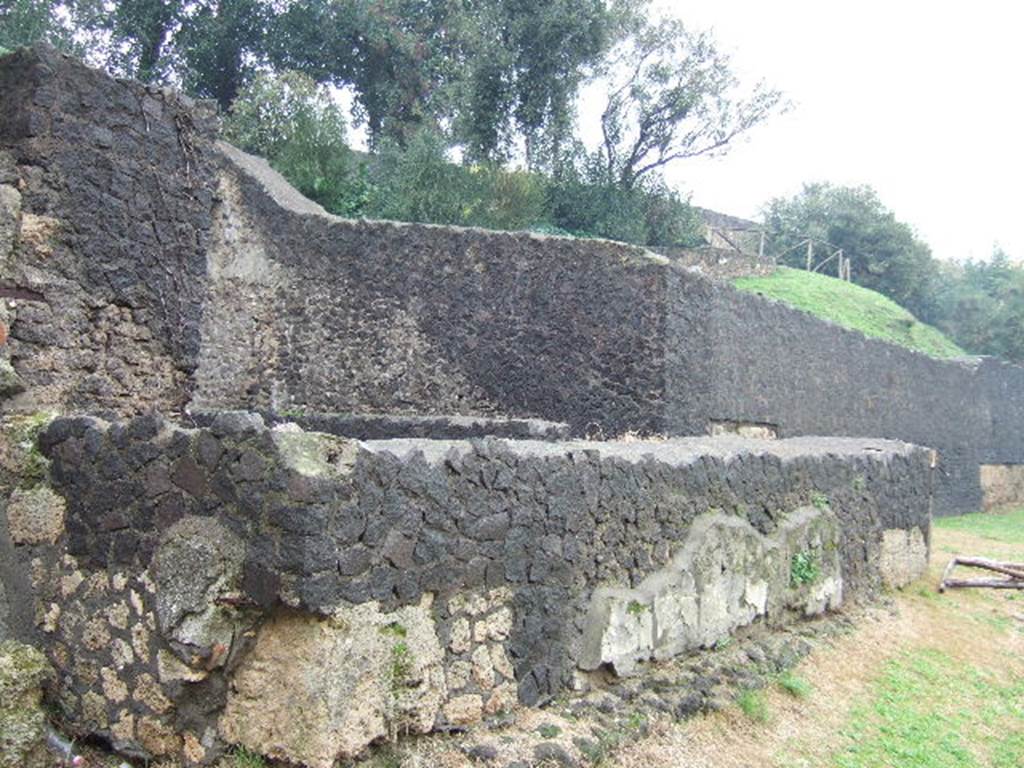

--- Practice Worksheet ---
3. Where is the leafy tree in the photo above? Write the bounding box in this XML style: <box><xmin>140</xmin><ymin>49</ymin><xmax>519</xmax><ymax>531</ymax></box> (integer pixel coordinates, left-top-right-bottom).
<box><xmin>545</xmin><ymin>147</ymin><xmax>703</xmax><ymax>245</ymax></box>
<box><xmin>96</xmin><ymin>0</ymin><xmax>183</xmax><ymax>84</ymax></box>
<box><xmin>363</xmin><ymin>127</ymin><xmax>547</xmax><ymax>230</ymax></box>
<box><xmin>269</xmin><ymin>0</ymin><xmax>461</xmax><ymax>146</ymax></box>
<box><xmin>454</xmin><ymin>0</ymin><xmax>614</xmax><ymax>166</ymax></box>
<box><xmin>271</xmin><ymin>0</ymin><xmax>619</xmax><ymax>160</ymax></box>
<box><xmin>0</xmin><ymin>0</ymin><xmax>87</xmax><ymax>54</ymax></box>
<box><xmin>177</xmin><ymin>0</ymin><xmax>272</xmax><ymax>108</ymax></box>
<box><xmin>222</xmin><ymin>70</ymin><xmax>370</xmax><ymax>215</ymax></box>
<box><xmin>594</xmin><ymin>14</ymin><xmax>783</xmax><ymax>189</ymax></box>
<box><xmin>929</xmin><ymin>251</ymin><xmax>1024</xmax><ymax>363</ymax></box>
<box><xmin>764</xmin><ymin>183</ymin><xmax>938</xmax><ymax>318</ymax></box>
<box><xmin>67</xmin><ymin>0</ymin><xmax>273</xmax><ymax>109</ymax></box>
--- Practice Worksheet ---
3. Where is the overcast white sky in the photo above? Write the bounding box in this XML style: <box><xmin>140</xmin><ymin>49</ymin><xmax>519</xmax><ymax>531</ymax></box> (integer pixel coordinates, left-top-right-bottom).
<box><xmin>638</xmin><ymin>0</ymin><xmax>1024</xmax><ymax>263</ymax></box>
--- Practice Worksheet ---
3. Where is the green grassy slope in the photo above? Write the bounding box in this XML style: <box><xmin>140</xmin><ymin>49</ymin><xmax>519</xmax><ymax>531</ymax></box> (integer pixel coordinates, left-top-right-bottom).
<box><xmin>734</xmin><ymin>267</ymin><xmax>966</xmax><ymax>359</ymax></box>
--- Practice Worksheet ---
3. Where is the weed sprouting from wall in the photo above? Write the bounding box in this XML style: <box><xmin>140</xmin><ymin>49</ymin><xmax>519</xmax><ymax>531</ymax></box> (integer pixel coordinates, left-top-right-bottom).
<box><xmin>790</xmin><ymin>551</ymin><xmax>821</xmax><ymax>587</ymax></box>
<box><xmin>811</xmin><ymin>492</ymin><xmax>830</xmax><ymax>510</ymax></box>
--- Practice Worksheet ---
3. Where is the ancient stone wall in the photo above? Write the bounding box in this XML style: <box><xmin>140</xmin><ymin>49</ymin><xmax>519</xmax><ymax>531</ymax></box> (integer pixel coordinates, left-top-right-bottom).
<box><xmin>707</xmin><ymin>288</ymin><xmax>990</xmax><ymax>516</ymax></box>
<box><xmin>9</xmin><ymin>412</ymin><xmax>929</xmax><ymax>765</ymax></box>
<box><xmin>194</xmin><ymin>145</ymin><xmax>683</xmax><ymax>436</ymax></box>
<box><xmin>198</xmin><ymin>139</ymin><xmax>1022</xmax><ymax>516</ymax></box>
<box><xmin>1</xmin><ymin>48</ymin><xmax>1022</xmax><ymax>516</ymax></box>
<box><xmin>0</xmin><ymin>46</ymin><xmax>216</xmax><ymax>417</ymax></box>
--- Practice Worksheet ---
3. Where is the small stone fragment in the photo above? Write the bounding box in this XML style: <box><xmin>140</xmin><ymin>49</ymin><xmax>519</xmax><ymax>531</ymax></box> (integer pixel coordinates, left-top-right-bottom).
<box><xmin>533</xmin><ymin>742</ymin><xmax>578</xmax><ymax>768</ymax></box>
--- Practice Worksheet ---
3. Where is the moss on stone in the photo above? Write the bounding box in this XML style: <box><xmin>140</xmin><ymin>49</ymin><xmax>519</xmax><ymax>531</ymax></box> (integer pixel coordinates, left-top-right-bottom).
<box><xmin>0</xmin><ymin>641</ymin><xmax>52</xmax><ymax>768</ymax></box>
<box><xmin>0</xmin><ymin>411</ymin><xmax>56</xmax><ymax>492</ymax></box>
<box><xmin>0</xmin><ymin>359</ymin><xmax>24</xmax><ymax>399</ymax></box>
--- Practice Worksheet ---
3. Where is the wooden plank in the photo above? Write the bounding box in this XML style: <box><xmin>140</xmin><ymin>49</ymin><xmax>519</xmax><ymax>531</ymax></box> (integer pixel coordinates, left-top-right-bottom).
<box><xmin>952</xmin><ymin>556</ymin><xmax>1024</xmax><ymax>581</ymax></box>
<box><xmin>940</xmin><ymin>578</ymin><xmax>1024</xmax><ymax>590</ymax></box>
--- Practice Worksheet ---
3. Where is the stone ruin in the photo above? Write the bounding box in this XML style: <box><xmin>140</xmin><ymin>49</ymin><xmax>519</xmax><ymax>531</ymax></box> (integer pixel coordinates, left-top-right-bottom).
<box><xmin>0</xmin><ymin>45</ymin><xmax>1015</xmax><ymax>766</ymax></box>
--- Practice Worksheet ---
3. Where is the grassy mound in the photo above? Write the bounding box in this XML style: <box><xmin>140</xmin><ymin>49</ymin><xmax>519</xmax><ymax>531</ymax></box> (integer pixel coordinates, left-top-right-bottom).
<box><xmin>734</xmin><ymin>267</ymin><xmax>965</xmax><ymax>359</ymax></box>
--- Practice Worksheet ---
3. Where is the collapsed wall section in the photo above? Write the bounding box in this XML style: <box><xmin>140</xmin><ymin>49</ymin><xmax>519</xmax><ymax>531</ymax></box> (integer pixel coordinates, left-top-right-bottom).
<box><xmin>8</xmin><ymin>412</ymin><xmax>930</xmax><ymax>765</ymax></box>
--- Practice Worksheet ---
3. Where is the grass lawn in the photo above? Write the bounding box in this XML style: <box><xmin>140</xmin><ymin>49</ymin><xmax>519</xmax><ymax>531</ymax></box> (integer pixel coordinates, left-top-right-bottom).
<box><xmin>934</xmin><ymin>507</ymin><xmax>1024</xmax><ymax>546</ymax></box>
<box><xmin>734</xmin><ymin>267</ymin><xmax>966</xmax><ymax>359</ymax></box>
<box><xmin>834</xmin><ymin>648</ymin><xmax>1024</xmax><ymax>768</ymax></box>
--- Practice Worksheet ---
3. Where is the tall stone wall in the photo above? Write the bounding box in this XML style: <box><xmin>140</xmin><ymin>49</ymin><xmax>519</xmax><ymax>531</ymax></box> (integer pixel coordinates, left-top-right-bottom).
<box><xmin>200</xmin><ymin>147</ymin><xmax>1017</xmax><ymax>514</ymax></box>
<box><xmin>707</xmin><ymin>288</ymin><xmax>989</xmax><ymax>516</ymax></box>
<box><xmin>194</xmin><ymin>145</ymin><xmax>687</xmax><ymax>436</ymax></box>
<box><xmin>12</xmin><ymin>412</ymin><xmax>930</xmax><ymax>765</ymax></box>
<box><xmin>1</xmin><ymin>47</ymin><xmax>1021</xmax><ymax>517</ymax></box>
<box><xmin>0</xmin><ymin>45</ymin><xmax>216</xmax><ymax>416</ymax></box>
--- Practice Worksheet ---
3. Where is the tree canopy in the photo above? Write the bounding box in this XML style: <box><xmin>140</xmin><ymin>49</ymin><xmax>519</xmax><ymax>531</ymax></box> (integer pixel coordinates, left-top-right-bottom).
<box><xmin>595</xmin><ymin>15</ymin><xmax>783</xmax><ymax>189</ymax></box>
<box><xmin>764</xmin><ymin>183</ymin><xmax>937</xmax><ymax>318</ymax></box>
<box><xmin>764</xmin><ymin>182</ymin><xmax>1024</xmax><ymax>364</ymax></box>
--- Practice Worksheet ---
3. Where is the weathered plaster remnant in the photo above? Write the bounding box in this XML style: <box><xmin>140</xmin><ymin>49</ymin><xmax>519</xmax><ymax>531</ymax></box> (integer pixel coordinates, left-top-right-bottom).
<box><xmin>220</xmin><ymin>595</ymin><xmax>446</xmax><ymax>767</ymax></box>
<box><xmin>580</xmin><ymin>507</ymin><xmax>842</xmax><ymax>675</ymax></box>
<box><xmin>152</xmin><ymin>516</ymin><xmax>249</xmax><ymax>665</ymax></box>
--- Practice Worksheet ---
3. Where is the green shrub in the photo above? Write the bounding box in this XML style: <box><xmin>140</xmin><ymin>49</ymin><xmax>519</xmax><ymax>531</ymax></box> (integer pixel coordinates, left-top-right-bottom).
<box><xmin>777</xmin><ymin>670</ymin><xmax>812</xmax><ymax>698</ymax></box>
<box><xmin>228</xmin><ymin>746</ymin><xmax>267</xmax><ymax>768</ymax></box>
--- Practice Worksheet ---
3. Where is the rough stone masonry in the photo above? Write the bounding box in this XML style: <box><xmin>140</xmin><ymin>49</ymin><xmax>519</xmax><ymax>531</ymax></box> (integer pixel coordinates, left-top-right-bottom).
<box><xmin>16</xmin><ymin>412</ymin><xmax>928</xmax><ymax>765</ymax></box>
<box><xmin>0</xmin><ymin>46</ymin><xmax>1021</xmax><ymax>515</ymax></box>
<box><xmin>0</xmin><ymin>43</ymin><xmax>999</xmax><ymax>768</ymax></box>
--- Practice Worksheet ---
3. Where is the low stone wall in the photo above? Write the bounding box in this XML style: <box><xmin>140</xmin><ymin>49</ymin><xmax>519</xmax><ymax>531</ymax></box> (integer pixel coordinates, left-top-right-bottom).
<box><xmin>0</xmin><ymin>412</ymin><xmax>931</xmax><ymax>766</ymax></box>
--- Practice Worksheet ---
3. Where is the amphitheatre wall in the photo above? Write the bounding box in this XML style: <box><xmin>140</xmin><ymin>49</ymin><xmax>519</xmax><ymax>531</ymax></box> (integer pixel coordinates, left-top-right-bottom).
<box><xmin>0</xmin><ymin>47</ymin><xmax>1020</xmax><ymax>518</ymax></box>
<box><xmin>11</xmin><ymin>411</ymin><xmax>929</xmax><ymax>764</ymax></box>
<box><xmin>0</xmin><ymin>45</ymin><xmax>1014</xmax><ymax>767</ymax></box>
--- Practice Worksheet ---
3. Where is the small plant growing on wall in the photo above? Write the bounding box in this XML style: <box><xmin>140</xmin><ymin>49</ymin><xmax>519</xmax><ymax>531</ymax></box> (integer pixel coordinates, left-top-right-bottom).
<box><xmin>810</xmin><ymin>491</ymin><xmax>830</xmax><ymax>510</ymax></box>
<box><xmin>626</xmin><ymin>600</ymin><xmax>649</xmax><ymax>618</ymax></box>
<box><xmin>380</xmin><ymin>623</ymin><xmax>414</xmax><ymax>740</ymax></box>
<box><xmin>790</xmin><ymin>551</ymin><xmax>821</xmax><ymax>587</ymax></box>
<box><xmin>230</xmin><ymin>746</ymin><xmax>268</xmax><ymax>768</ymax></box>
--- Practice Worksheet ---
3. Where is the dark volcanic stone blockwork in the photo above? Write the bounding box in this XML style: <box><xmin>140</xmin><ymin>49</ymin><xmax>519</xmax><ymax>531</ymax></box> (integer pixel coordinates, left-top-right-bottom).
<box><xmin>198</xmin><ymin>148</ymin><xmax>1023</xmax><ymax>515</ymax></box>
<box><xmin>38</xmin><ymin>413</ymin><xmax>932</xmax><ymax>706</ymax></box>
<box><xmin>0</xmin><ymin>46</ymin><xmax>216</xmax><ymax>414</ymax></box>
<box><xmin>974</xmin><ymin>356</ymin><xmax>1024</xmax><ymax>465</ymax></box>
<box><xmin>1</xmin><ymin>48</ymin><xmax>1020</xmax><ymax>517</ymax></box>
<box><xmin>707</xmin><ymin>288</ymin><xmax>991</xmax><ymax>516</ymax></box>
<box><xmin>194</xmin><ymin>147</ymin><xmax>700</xmax><ymax>437</ymax></box>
